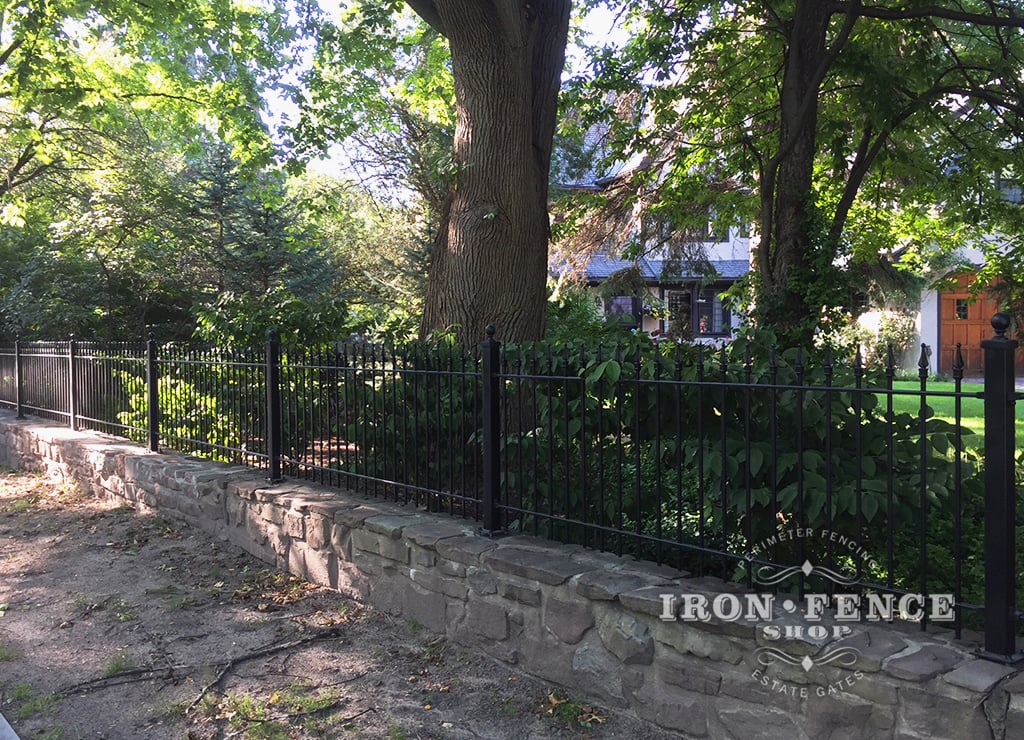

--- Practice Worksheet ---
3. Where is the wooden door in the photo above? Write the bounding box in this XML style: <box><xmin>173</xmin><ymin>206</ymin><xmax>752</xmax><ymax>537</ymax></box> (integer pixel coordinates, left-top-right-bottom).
<box><xmin>938</xmin><ymin>272</ymin><xmax>1022</xmax><ymax>374</ymax></box>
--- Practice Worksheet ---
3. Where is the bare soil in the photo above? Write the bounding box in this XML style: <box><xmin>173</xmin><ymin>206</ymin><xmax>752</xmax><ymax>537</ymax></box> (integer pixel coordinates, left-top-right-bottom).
<box><xmin>0</xmin><ymin>467</ymin><xmax>680</xmax><ymax>740</ymax></box>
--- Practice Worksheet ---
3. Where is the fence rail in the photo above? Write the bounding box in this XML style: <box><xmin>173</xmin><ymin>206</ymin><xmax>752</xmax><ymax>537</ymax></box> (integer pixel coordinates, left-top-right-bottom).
<box><xmin>0</xmin><ymin>318</ymin><xmax>1020</xmax><ymax>661</ymax></box>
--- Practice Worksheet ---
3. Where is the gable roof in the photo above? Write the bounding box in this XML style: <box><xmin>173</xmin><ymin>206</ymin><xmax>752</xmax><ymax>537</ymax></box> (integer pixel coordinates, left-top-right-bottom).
<box><xmin>567</xmin><ymin>254</ymin><xmax>750</xmax><ymax>284</ymax></box>
<box><xmin>648</xmin><ymin>258</ymin><xmax>750</xmax><ymax>282</ymax></box>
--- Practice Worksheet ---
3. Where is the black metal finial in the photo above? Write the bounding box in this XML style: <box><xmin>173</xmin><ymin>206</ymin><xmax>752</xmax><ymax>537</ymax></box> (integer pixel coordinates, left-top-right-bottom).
<box><xmin>918</xmin><ymin>343</ymin><xmax>930</xmax><ymax>378</ymax></box>
<box><xmin>992</xmin><ymin>313</ymin><xmax>1011</xmax><ymax>337</ymax></box>
<box><xmin>485</xmin><ymin>325</ymin><xmax>496</xmax><ymax>339</ymax></box>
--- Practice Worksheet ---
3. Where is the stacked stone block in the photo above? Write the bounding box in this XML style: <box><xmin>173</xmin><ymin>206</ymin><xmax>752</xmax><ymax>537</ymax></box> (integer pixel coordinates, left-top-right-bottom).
<box><xmin>1</xmin><ymin>411</ymin><xmax>1021</xmax><ymax>739</ymax></box>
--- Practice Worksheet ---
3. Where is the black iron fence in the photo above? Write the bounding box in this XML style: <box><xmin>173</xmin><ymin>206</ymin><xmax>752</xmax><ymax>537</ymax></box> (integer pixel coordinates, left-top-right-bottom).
<box><xmin>0</xmin><ymin>318</ymin><xmax>1020</xmax><ymax>660</ymax></box>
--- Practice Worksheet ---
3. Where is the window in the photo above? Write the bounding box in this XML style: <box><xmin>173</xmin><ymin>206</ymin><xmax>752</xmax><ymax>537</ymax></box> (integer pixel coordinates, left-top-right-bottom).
<box><xmin>698</xmin><ymin>220</ymin><xmax>726</xmax><ymax>243</ymax></box>
<box><xmin>955</xmin><ymin>299</ymin><xmax>969</xmax><ymax>320</ymax></box>
<box><xmin>606</xmin><ymin>295</ymin><xmax>640</xmax><ymax>328</ymax></box>
<box><xmin>667</xmin><ymin>290</ymin><xmax>692</xmax><ymax>337</ymax></box>
<box><xmin>665</xmin><ymin>289</ymin><xmax>731</xmax><ymax>337</ymax></box>
<box><xmin>696</xmin><ymin>290</ymin><xmax>728</xmax><ymax>335</ymax></box>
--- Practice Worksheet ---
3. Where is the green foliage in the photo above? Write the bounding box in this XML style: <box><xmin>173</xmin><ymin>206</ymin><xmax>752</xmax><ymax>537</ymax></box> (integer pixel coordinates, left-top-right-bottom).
<box><xmin>544</xmin><ymin>279</ymin><xmax>638</xmax><ymax>345</ymax></box>
<box><xmin>185</xmin><ymin>143</ymin><xmax>351</xmax><ymax>346</ymax></box>
<box><xmin>0</xmin><ymin>0</ymin><xmax>295</xmax><ymax>215</ymax></box>
<box><xmin>499</xmin><ymin>327</ymin><xmax>981</xmax><ymax>587</ymax></box>
<box><xmin>287</xmin><ymin>174</ymin><xmax>430</xmax><ymax>345</ymax></box>
<box><xmin>569</xmin><ymin>0</ymin><xmax>1024</xmax><ymax>334</ymax></box>
<box><xmin>0</xmin><ymin>138</ymin><xmax>367</xmax><ymax>344</ymax></box>
<box><xmin>337</xmin><ymin>342</ymin><xmax>482</xmax><ymax>510</ymax></box>
<box><xmin>819</xmin><ymin>310</ymin><xmax>921</xmax><ymax>371</ymax></box>
<box><xmin>116</xmin><ymin>362</ymin><xmax>253</xmax><ymax>461</ymax></box>
<box><xmin>292</xmin><ymin>4</ymin><xmax>454</xmax><ymax>220</ymax></box>
<box><xmin>977</xmin><ymin>230</ymin><xmax>1024</xmax><ymax>340</ymax></box>
<box><xmin>0</xmin><ymin>129</ymin><xmax>205</xmax><ymax>339</ymax></box>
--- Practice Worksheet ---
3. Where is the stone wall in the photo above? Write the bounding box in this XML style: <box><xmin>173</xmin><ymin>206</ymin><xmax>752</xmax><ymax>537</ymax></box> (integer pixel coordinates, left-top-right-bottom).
<box><xmin>2</xmin><ymin>411</ymin><xmax>1022</xmax><ymax>739</ymax></box>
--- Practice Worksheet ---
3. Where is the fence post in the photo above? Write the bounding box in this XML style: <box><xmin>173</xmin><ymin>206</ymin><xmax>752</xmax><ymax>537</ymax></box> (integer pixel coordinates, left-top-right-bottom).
<box><xmin>68</xmin><ymin>335</ymin><xmax>78</xmax><ymax>431</ymax></box>
<box><xmin>14</xmin><ymin>337</ymin><xmax>24</xmax><ymax>419</ymax></box>
<box><xmin>480</xmin><ymin>325</ymin><xmax>501</xmax><ymax>533</ymax></box>
<box><xmin>146</xmin><ymin>331</ymin><xmax>160</xmax><ymax>452</ymax></box>
<box><xmin>266</xmin><ymin>329</ymin><xmax>283</xmax><ymax>483</ymax></box>
<box><xmin>981</xmin><ymin>312</ymin><xmax>1021</xmax><ymax>662</ymax></box>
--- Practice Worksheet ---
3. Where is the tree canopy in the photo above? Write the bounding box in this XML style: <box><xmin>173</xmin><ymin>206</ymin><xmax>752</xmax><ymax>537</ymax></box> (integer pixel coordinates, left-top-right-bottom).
<box><xmin>0</xmin><ymin>0</ymin><xmax>298</xmax><ymax>221</ymax></box>
<box><xmin>6</xmin><ymin>0</ymin><xmax>1024</xmax><ymax>347</ymax></box>
<box><xmin>567</xmin><ymin>0</ymin><xmax>1024</xmax><ymax>344</ymax></box>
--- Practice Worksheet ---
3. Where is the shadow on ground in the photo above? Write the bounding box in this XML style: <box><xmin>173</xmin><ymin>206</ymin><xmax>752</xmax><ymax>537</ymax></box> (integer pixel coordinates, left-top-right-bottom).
<box><xmin>0</xmin><ymin>467</ymin><xmax>677</xmax><ymax>740</ymax></box>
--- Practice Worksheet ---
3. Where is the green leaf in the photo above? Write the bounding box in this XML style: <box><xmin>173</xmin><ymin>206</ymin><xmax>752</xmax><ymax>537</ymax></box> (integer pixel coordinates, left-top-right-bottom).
<box><xmin>862</xmin><ymin>493</ymin><xmax>880</xmax><ymax>522</ymax></box>
<box><xmin>748</xmin><ymin>446</ymin><xmax>765</xmax><ymax>477</ymax></box>
<box><xmin>805</xmin><ymin>490</ymin><xmax>826</xmax><ymax>524</ymax></box>
<box><xmin>586</xmin><ymin>359</ymin><xmax>621</xmax><ymax>386</ymax></box>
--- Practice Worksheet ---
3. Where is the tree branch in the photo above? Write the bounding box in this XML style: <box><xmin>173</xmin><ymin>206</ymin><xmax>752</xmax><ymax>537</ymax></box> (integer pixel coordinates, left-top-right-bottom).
<box><xmin>405</xmin><ymin>0</ymin><xmax>446</xmax><ymax>37</ymax></box>
<box><xmin>0</xmin><ymin>38</ymin><xmax>22</xmax><ymax>68</ymax></box>
<box><xmin>185</xmin><ymin>625</ymin><xmax>345</xmax><ymax>713</ymax></box>
<box><xmin>833</xmin><ymin>1</ymin><xmax>1024</xmax><ymax>26</ymax></box>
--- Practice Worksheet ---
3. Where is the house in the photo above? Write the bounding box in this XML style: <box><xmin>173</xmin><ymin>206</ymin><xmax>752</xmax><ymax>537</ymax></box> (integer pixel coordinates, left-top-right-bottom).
<box><xmin>552</xmin><ymin>149</ymin><xmax>753</xmax><ymax>342</ymax></box>
<box><xmin>567</xmin><ymin>229</ymin><xmax>751</xmax><ymax>342</ymax></box>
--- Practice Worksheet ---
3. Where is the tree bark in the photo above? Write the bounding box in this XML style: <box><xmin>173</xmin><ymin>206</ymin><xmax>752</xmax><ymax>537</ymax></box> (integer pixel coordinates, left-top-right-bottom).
<box><xmin>409</xmin><ymin>0</ymin><xmax>570</xmax><ymax>344</ymax></box>
<box><xmin>755</xmin><ymin>1</ymin><xmax>836</xmax><ymax>341</ymax></box>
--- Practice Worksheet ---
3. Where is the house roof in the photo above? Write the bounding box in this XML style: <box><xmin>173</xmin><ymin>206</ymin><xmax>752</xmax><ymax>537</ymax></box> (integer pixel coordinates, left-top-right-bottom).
<box><xmin>648</xmin><ymin>258</ymin><xmax>750</xmax><ymax>282</ymax></box>
<box><xmin>580</xmin><ymin>254</ymin><xmax>656</xmax><ymax>281</ymax></box>
<box><xmin>569</xmin><ymin>254</ymin><xmax>750</xmax><ymax>284</ymax></box>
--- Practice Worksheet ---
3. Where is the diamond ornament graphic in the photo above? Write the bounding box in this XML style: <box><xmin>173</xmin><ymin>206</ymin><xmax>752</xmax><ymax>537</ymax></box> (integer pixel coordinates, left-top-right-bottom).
<box><xmin>801</xmin><ymin>560</ymin><xmax>814</xmax><ymax>576</ymax></box>
<box><xmin>801</xmin><ymin>656</ymin><xmax>814</xmax><ymax>672</ymax></box>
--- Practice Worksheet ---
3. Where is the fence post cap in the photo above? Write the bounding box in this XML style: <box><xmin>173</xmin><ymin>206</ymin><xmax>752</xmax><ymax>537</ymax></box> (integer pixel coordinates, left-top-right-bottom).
<box><xmin>992</xmin><ymin>313</ymin><xmax>1011</xmax><ymax>337</ymax></box>
<box><xmin>485</xmin><ymin>325</ymin><xmax>496</xmax><ymax>339</ymax></box>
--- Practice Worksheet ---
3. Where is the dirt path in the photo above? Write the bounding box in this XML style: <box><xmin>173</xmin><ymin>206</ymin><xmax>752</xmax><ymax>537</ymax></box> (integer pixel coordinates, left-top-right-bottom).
<box><xmin>0</xmin><ymin>467</ymin><xmax>678</xmax><ymax>740</ymax></box>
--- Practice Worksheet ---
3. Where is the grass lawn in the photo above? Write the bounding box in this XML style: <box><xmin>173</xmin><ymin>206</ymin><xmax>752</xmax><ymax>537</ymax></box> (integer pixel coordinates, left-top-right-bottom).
<box><xmin>890</xmin><ymin>380</ymin><xmax>1024</xmax><ymax>443</ymax></box>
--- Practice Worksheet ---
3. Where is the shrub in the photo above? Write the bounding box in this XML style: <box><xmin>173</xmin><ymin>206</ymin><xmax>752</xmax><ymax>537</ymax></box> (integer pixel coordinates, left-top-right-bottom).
<box><xmin>498</xmin><ymin>329</ymin><xmax>982</xmax><ymax>592</ymax></box>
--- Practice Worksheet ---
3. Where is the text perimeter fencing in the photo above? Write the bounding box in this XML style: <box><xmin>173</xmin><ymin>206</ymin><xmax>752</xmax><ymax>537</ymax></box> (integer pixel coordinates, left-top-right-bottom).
<box><xmin>0</xmin><ymin>317</ymin><xmax>1021</xmax><ymax>660</ymax></box>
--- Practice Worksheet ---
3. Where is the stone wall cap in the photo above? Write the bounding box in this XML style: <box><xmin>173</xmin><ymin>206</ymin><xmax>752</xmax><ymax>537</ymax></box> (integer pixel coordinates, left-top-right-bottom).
<box><xmin>484</xmin><ymin>546</ymin><xmax>594</xmax><ymax>585</ymax></box>
<box><xmin>615</xmin><ymin>585</ymin><xmax>675</xmax><ymax>618</ymax></box>
<box><xmin>435</xmin><ymin>535</ymin><xmax>500</xmax><ymax>564</ymax></box>
<box><xmin>402</xmin><ymin>521</ymin><xmax>477</xmax><ymax>548</ymax></box>
<box><xmin>613</xmin><ymin>559</ymin><xmax>690</xmax><ymax>582</ymax></box>
<box><xmin>278</xmin><ymin>491</ymin><xmax>346</xmax><ymax>512</ymax></box>
<box><xmin>304</xmin><ymin>500</ymin><xmax>358</xmax><ymax>517</ymax></box>
<box><xmin>942</xmin><ymin>659</ymin><xmax>1016</xmax><ymax>693</ymax></box>
<box><xmin>364</xmin><ymin>514</ymin><xmax>431</xmax><ymax>538</ymax></box>
<box><xmin>832</xmin><ymin>626</ymin><xmax>910</xmax><ymax>673</ymax></box>
<box><xmin>576</xmin><ymin>570</ymin><xmax>650</xmax><ymax>602</ymax></box>
<box><xmin>227</xmin><ymin>479</ymin><xmax>270</xmax><ymax>499</ymax></box>
<box><xmin>883</xmin><ymin>643</ymin><xmax>962</xmax><ymax>682</ymax></box>
<box><xmin>335</xmin><ymin>505</ymin><xmax>395</xmax><ymax>528</ymax></box>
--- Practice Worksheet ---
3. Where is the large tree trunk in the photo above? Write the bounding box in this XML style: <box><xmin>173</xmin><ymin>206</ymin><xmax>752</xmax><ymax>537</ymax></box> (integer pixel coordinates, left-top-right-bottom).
<box><xmin>409</xmin><ymin>0</ymin><xmax>570</xmax><ymax>345</ymax></box>
<box><xmin>755</xmin><ymin>2</ymin><xmax>836</xmax><ymax>343</ymax></box>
